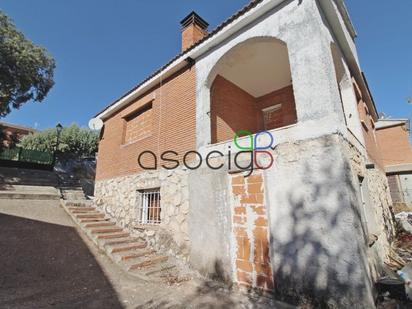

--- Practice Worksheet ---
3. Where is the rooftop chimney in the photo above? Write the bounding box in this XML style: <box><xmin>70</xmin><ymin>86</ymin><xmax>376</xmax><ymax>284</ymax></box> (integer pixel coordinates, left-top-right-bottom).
<box><xmin>180</xmin><ymin>11</ymin><xmax>209</xmax><ymax>52</ymax></box>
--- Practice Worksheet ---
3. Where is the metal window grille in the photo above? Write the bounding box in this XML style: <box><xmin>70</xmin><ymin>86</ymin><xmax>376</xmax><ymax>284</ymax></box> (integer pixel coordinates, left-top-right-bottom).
<box><xmin>136</xmin><ymin>188</ymin><xmax>161</xmax><ymax>225</ymax></box>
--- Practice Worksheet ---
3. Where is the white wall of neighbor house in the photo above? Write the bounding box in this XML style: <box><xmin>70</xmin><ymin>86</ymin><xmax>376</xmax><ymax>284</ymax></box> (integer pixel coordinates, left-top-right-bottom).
<box><xmin>400</xmin><ymin>174</ymin><xmax>412</xmax><ymax>204</ymax></box>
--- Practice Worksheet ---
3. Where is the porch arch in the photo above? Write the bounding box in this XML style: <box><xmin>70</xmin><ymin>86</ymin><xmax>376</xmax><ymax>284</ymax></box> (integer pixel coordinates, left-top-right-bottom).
<box><xmin>205</xmin><ymin>37</ymin><xmax>297</xmax><ymax>144</ymax></box>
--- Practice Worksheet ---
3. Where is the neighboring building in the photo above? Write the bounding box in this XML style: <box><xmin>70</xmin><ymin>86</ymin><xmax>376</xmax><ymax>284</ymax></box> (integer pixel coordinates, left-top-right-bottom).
<box><xmin>376</xmin><ymin>119</ymin><xmax>412</xmax><ymax>204</ymax></box>
<box><xmin>0</xmin><ymin>121</ymin><xmax>36</xmax><ymax>148</ymax></box>
<box><xmin>93</xmin><ymin>1</ymin><xmax>396</xmax><ymax>306</ymax></box>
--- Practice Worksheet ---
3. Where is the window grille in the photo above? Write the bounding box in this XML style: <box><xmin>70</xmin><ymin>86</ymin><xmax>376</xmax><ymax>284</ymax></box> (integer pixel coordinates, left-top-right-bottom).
<box><xmin>136</xmin><ymin>188</ymin><xmax>161</xmax><ymax>225</ymax></box>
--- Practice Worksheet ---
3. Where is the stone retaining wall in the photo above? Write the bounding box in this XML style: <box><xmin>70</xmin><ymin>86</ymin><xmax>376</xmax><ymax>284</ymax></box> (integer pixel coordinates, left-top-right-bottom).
<box><xmin>94</xmin><ymin>168</ymin><xmax>190</xmax><ymax>259</ymax></box>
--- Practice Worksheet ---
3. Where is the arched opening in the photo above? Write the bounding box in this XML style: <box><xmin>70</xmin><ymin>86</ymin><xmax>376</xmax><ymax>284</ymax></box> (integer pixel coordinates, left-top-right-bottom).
<box><xmin>208</xmin><ymin>37</ymin><xmax>297</xmax><ymax>144</ymax></box>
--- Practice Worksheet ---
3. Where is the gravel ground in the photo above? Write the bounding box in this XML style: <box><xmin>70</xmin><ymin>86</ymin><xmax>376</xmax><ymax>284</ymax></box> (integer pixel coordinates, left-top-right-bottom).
<box><xmin>0</xmin><ymin>199</ymin><xmax>293</xmax><ymax>309</ymax></box>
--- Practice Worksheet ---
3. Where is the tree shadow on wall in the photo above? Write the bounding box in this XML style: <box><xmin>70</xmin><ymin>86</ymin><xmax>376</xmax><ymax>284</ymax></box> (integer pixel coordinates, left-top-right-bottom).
<box><xmin>269</xmin><ymin>143</ymin><xmax>372</xmax><ymax>308</ymax></box>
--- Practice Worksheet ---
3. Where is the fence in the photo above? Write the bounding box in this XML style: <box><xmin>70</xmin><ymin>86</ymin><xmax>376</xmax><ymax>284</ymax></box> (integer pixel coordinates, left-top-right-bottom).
<box><xmin>0</xmin><ymin>147</ymin><xmax>54</xmax><ymax>166</ymax></box>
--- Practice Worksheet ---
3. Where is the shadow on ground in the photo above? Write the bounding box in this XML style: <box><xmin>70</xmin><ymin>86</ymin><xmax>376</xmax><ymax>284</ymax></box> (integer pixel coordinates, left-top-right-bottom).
<box><xmin>0</xmin><ymin>213</ymin><xmax>123</xmax><ymax>309</ymax></box>
<box><xmin>135</xmin><ymin>261</ymin><xmax>293</xmax><ymax>309</ymax></box>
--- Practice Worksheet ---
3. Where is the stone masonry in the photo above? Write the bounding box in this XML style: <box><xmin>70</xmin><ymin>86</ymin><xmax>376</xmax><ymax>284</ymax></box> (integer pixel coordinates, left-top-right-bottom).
<box><xmin>95</xmin><ymin>167</ymin><xmax>190</xmax><ymax>260</ymax></box>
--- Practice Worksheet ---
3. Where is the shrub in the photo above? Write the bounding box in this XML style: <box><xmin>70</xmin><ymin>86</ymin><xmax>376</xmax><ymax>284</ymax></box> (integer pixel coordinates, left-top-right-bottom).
<box><xmin>19</xmin><ymin>124</ymin><xmax>99</xmax><ymax>157</ymax></box>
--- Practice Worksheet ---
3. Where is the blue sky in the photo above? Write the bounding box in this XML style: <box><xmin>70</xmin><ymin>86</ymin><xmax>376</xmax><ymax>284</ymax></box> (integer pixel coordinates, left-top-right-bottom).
<box><xmin>1</xmin><ymin>0</ymin><xmax>411</xmax><ymax>129</ymax></box>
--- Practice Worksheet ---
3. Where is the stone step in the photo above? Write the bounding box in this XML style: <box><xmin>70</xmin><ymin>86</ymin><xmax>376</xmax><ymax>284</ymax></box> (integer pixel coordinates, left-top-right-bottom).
<box><xmin>3</xmin><ymin>185</ymin><xmax>59</xmax><ymax>193</ymax></box>
<box><xmin>0</xmin><ymin>167</ymin><xmax>58</xmax><ymax>186</ymax></box>
<box><xmin>79</xmin><ymin>218</ymin><xmax>110</xmax><ymax>223</ymax></box>
<box><xmin>120</xmin><ymin>249</ymin><xmax>155</xmax><ymax>261</ymax></box>
<box><xmin>96</xmin><ymin>232</ymin><xmax>129</xmax><ymax>240</ymax></box>
<box><xmin>84</xmin><ymin>222</ymin><xmax>115</xmax><ymax>228</ymax></box>
<box><xmin>144</xmin><ymin>264</ymin><xmax>176</xmax><ymax>277</ymax></box>
<box><xmin>65</xmin><ymin>201</ymin><xmax>92</xmax><ymax>208</ymax></box>
<box><xmin>110</xmin><ymin>242</ymin><xmax>147</xmax><ymax>254</ymax></box>
<box><xmin>102</xmin><ymin>237</ymin><xmax>141</xmax><ymax>247</ymax></box>
<box><xmin>90</xmin><ymin>227</ymin><xmax>123</xmax><ymax>234</ymax></box>
<box><xmin>68</xmin><ymin>207</ymin><xmax>95</xmax><ymax>211</ymax></box>
<box><xmin>71</xmin><ymin>209</ymin><xmax>96</xmax><ymax>214</ymax></box>
<box><xmin>0</xmin><ymin>191</ymin><xmax>60</xmax><ymax>200</ymax></box>
<box><xmin>60</xmin><ymin>201</ymin><xmax>182</xmax><ymax>282</ymax></box>
<box><xmin>75</xmin><ymin>213</ymin><xmax>104</xmax><ymax>219</ymax></box>
<box><xmin>129</xmin><ymin>255</ymin><xmax>168</xmax><ymax>270</ymax></box>
<box><xmin>61</xmin><ymin>187</ymin><xmax>83</xmax><ymax>191</ymax></box>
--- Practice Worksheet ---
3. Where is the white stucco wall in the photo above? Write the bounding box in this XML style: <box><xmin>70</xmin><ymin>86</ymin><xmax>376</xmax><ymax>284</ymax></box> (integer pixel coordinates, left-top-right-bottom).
<box><xmin>195</xmin><ymin>0</ymin><xmax>349</xmax><ymax>150</ymax></box>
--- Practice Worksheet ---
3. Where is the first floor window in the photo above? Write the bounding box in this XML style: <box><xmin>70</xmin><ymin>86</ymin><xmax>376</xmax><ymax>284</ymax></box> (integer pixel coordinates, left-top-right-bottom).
<box><xmin>136</xmin><ymin>188</ymin><xmax>161</xmax><ymax>225</ymax></box>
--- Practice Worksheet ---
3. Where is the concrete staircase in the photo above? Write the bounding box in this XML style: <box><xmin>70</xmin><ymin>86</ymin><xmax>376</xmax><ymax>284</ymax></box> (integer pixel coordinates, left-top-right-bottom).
<box><xmin>0</xmin><ymin>185</ymin><xmax>60</xmax><ymax>200</ymax></box>
<box><xmin>0</xmin><ymin>166</ymin><xmax>58</xmax><ymax>186</ymax></box>
<box><xmin>60</xmin><ymin>187</ymin><xmax>87</xmax><ymax>201</ymax></box>
<box><xmin>0</xmin><ymin>167</ymin><xmax>61</xmax><ymax>200</ymax></box>
<box><xmin>61</xmin><ymin>201</ymin><xmax>182</xmax><ymax>282</ymax></box>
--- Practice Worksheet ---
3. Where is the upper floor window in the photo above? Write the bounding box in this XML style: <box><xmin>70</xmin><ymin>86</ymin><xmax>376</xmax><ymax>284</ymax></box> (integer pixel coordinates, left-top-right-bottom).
<box><xmin>123</xmin><ymin>103</ymin><xmax>153</xmax><ymax>144</ymax></box>
<box><xmin>262</xmin><ymin>104</ymin><xmax>282</xmax><ymax>130</ymax></box>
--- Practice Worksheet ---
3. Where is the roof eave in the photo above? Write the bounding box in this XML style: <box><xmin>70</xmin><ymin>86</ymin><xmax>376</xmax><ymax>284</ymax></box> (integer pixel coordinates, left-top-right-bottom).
<box><xmin>94</xmin><ymin>0</ymin><xmax>285</xmax><ymax>121</ymax></box>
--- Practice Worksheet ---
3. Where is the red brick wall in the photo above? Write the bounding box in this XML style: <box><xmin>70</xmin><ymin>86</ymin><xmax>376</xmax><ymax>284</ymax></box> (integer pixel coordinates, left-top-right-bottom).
<box><xmin>257</xmin><ymin>85</ymin><xmax>297</xmax><ymax>130</ymax></box>
<box><xmin>181</xmin><ymin>24</ymin><xmax>207</xmax><ymax>51</ymax></box>
<box><xmin>123</xmin><ymin>104</ymin><xmax>153</xmax><ymax>144</ymax></box>
<box><xmin>376</xmin><ymin>124</ymin><xmax>412</xmax><ymax>167</ymax></box>
<box><xmin>353</xmin><ymin>79</ymin><xmax>382</xmax><ymax>168</ymax></box>
<box><xmin>0</xmin><ymin>124</ymin><xmax>35</xmax><ymax>148</ymax></box>
<box><xmin>210</xmin><ymin>75</ymin><xmax>297</xmax><ymax>143</ymax></box>
<box><xmin>96</xmin><ymin>66</ymin><xmax>196</xmax><ymax>180</ymax></box>
<box><xmin>211</xmin><ymin>75</ymin><xmax>258</xmax><ymax>143</ymax></box>
<box><xmin>231</xmin><ymin>172</ymin><xmax>273</xmax><ymax>291</ymax></box>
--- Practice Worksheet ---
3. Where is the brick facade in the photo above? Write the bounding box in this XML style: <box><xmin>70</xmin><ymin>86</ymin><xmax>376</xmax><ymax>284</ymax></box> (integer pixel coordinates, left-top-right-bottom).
<box><xmin>352</xmin><ymin>79</ymin><xmax>382</xmax><ymax>167</ymax></box>
<box><xmin>181</xmin><ymin>23</ymin><xmax>207</xmax><ymax>51</ymax></box>
<box><xmin>210</xmin><ymin>75</ymin><xmax>297</xmax><ymax>143</ymax></box>
<box><xmin>231</xmin><ymin>171</ymin><xmax>273</xmax><ymax>291</ymax></box>
<box><xmin>376</xmin><ymin>123</ymin><xmax>412</xmax><ymax>168</ymax></box>
<box><xmin>123</xmin><ymin>103</ymin><xmax>153</xmax><ymax>144</ymax></box>
<box><xmin>0</xmin><ymin>122</ymin><xmax>36</xmax><ymax>148</ymax></box>
<box><xmin>96</xmin><ymin>66</ymin><xmax>197</xmax><ymax>180</ymax></box>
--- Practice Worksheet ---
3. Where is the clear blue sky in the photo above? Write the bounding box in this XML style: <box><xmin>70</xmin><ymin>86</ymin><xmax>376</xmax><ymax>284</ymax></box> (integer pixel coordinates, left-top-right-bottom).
<box><xmin>1</xmin><ymin>0</ymin><xmax>411</xmax><ymax>129</ymax></box>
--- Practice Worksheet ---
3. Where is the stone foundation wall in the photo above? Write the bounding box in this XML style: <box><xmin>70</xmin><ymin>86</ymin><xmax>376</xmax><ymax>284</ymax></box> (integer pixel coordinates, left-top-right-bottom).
<box><xmin>94</xmin><ymin>168</ymin><xmax>190</xmax><ymax>259</ymax></box>
<box><xmin>342</xmin><ymin>133</ymin><xmax>395</xmax><ymax>282</ymax></box>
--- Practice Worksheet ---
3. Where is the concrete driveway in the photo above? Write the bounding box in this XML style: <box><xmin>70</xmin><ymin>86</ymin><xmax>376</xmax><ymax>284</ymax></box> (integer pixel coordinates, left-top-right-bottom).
<box><xmin>0</xmin><ymin>200</ymin><xmax>293</xmax><ymax>309</ymax></box>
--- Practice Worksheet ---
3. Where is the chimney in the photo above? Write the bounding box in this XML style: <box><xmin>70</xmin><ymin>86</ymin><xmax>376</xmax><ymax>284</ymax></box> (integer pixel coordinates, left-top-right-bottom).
<box><xmin>180</xmin><ymin>11</ymin><xmax>209</xmax><ymax>51</ymax></box>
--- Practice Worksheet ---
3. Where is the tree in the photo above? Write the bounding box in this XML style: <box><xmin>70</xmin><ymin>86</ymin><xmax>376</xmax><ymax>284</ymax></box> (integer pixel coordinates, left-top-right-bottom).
<box><xmin>0</xmin><ymin>11</ymin><xmax>55</xmax><ymax>117</ymax></box>
<box><xmin>19</xmin><ymin>124</ymin><xmax>99</xmax><ymax>157</ymax></box>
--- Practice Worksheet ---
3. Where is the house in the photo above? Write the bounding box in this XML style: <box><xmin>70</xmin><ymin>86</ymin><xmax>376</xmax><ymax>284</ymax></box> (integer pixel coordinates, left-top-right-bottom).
<box><xmin>0</xmin><ymin>121</ymin><xmax>36</xmax><ymax>148</ymax></box>
<box><xmin>376</xmin><ymin>119</ymin><xmax>412</xmax><ymax>205</ymax></box>
<box><xmin>93</xmin><ymin>0</ymin><xmax>396</xmax><ymax>306</ymax></box>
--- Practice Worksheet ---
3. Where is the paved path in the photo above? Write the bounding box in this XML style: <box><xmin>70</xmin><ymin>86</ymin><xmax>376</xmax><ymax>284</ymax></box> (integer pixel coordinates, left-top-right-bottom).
<box><xmin>0</xmin><ymin>200</ymin><xmax>293</xmax><ymax>308</ymax></box>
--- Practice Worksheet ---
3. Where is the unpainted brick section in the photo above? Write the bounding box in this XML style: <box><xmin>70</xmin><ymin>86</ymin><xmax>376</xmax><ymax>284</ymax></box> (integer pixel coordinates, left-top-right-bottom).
<box><xmin>211</xmin><ymin>75</ymin><xmax>297</xmax><ymax>143</ymax></box>
<box><xmin>376</xmin><ymin>124</ymin><xmax>412</xmax><ymax>168</ymax></box>
<box><xmin>182</xmin><ymin>23</ymin><xmax>207</xmax><ymax>51</ymax></box>
<box><xmin>353</xmin><ymin>79</ymin><xmax>383</xmax><ymax>168</ymax></box>
<box><xmin>231</xmin><ymin>172</ymin><xmax>273</xmax><ymax>291</ymax></box>
<box><xmin>124</xmin><ymin>107</ymin><xmax>153</xmax><ymax>144</ymax></box>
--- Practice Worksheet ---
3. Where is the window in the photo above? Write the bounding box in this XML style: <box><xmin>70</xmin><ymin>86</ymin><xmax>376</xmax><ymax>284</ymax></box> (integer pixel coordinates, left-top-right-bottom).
<box><xmin>136</xmin><ymin>188</ymin><xmax>161</xmax><ymax>225</ymax></box>
<box><xmin>123</xmin><ymin>103</ymin><xmax>153</xmax><ymax>144</ymax></box>
<box><xmin>262</xmin><ymin>104</ymin><xmax>282</xmax><ymax>130</ymax></box>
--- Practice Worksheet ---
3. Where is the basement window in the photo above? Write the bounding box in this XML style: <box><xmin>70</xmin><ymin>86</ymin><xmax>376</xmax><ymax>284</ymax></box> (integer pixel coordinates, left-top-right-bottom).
<box><xmin>136</xmin><ymin>188</ymin><xmax>161</xmax><ymax>225</ymax></box>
